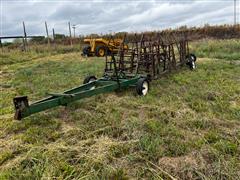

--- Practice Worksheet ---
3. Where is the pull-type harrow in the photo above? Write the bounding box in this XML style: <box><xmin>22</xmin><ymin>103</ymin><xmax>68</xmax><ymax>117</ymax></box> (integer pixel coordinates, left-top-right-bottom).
<box><xmin>13</xmin><ymin>33</ymin><xmax>197</xmax><ymax>120</ymax></box>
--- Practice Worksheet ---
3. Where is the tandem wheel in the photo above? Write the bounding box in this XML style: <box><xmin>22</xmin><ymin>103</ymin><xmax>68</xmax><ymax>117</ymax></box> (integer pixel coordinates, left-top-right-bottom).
<box><xmin>83</xmin><ymin>75</ymin><xmax>97</xmax><ymax>90</ymax></box>
<box><xmin>186</xmin><ymin>54</ymin><xmax>197</xmax><ymax>70</ymax></box>
<box><xmin>136</xmin><ymin>77</ymin><xmax>149</xmax><ymax>96</ymax></box>
<box><xmin>83</xmin><ymin>75</ymin><xmax>97</xmax><ymax>84</ymax></box>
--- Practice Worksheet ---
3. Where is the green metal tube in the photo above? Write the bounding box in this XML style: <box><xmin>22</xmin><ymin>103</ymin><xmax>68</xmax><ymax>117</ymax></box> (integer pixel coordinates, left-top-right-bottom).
<box><xmin>18</xmin><ymin>77</ymin><xmax>139</xmax><ymax>119</ymax></box>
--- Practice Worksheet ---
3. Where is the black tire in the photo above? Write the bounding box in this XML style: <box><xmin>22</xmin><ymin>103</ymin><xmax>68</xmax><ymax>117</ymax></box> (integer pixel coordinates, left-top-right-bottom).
<box><xmin>189</xmin><ymin>53</ymin><xmax>197</xmax><ymax>62</ymax></box>
<box><xmin>82</xmin><ymin>46</ymin><xmax>91</xmax><ymax>56</ymax></box>
<box><xmin>136</xmin><ymin>77</ymin><xmax>149</xmax><ymax>96</ymax></box>
<box><xmin>83</xmin><ymin>75</ymin><xmax>97</xmax><ymax>84</ymax></box>
<box><xmin>186</xmin><ymin>54</ymin><xmax>197</xmax><ymax>70</ymax></box>
<box><xmin>189</xmin><ymin>61</ymin><xmax>196</xmax><ymax>70</ymax></box>
<box><xmin>95</xmin><ymin>46</ymin><xmax>106</xmax><ymax>57</ymax></box>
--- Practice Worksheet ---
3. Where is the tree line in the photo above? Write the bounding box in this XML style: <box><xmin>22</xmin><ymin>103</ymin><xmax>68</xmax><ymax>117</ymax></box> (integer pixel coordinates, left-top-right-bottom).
<box><xmin>2</xmin><ymin>24</ymin><xmax>239</xmax><ymax>48</ymax></box>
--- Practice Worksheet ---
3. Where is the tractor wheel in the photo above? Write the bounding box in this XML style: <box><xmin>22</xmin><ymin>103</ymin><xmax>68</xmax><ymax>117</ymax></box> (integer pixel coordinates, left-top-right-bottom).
<box><xmin>96</xmin><ymin>46</ymin><xmax>106</xmax><ymax>57</ymax></box>
<box><xmin>136</xmin><ymin>77</ymin><xmax>149</xmax><ymax>96</ymax></box>
<box><xmin>83</xmin><ymin>75</ymin><xmax>97</xmax><ymax>84</ymax></box>
<box><xmin>82</xmin><ymin>46</ymin><xmax>91</xmax><ymax>57</ymax></box>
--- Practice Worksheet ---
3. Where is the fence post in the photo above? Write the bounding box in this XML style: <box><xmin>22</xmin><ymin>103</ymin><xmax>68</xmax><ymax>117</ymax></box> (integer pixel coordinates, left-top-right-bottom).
<box><xmin>68</xmin><ymin>22</ymin><xmax>73</xmax><ymax>47</ymax></box>
<box><xmin>52</xmin><ymin>28</ymin><xmax>55</xmax><ymax>41</ymax></box>
<box><xmin>0</xmin><ymin>38</ymin><xmax>3</xmax><ymax>53</ymax></box>
<box><xmin>52</xmin><ymin>28</ymin><xmax>56</xmax><ymax>49</ymax></box>
<box><xmin>22</xmin><ymin>21</ymin><xmax>27</xmax><ymax>51</ymax></box>
<box><xmin>45</xmin><ymin>21</ymin><xmax>50</xmax><ymax>48</ymax></box>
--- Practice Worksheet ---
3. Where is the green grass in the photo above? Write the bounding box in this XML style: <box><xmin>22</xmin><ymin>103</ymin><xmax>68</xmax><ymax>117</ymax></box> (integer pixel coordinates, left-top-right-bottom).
<box><xmin>190</xmin><ymin>39</ymin><xmax>240</xmax><ymax>60</ymax></box>
<box><xmin>0</xmin><ymin>39</ymin><xmax>240</xmax><ymax>179</ymax></box>
<box><xmin>0</xmin><ymin>44</ymin><xmax>82</xmax><ymax>66</ymax></box>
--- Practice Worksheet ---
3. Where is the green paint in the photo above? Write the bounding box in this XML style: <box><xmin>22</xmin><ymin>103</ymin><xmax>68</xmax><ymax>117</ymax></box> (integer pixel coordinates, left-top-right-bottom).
<box><xmin>16</xmin><ymin>76</ymin><xmax>140</xmax><ymax>119</ymax></box>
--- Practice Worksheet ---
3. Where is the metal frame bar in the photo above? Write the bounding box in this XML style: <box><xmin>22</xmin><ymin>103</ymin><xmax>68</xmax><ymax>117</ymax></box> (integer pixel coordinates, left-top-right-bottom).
<box><xmin>13</xmin><ymin>77</ymin><xmax>140</xmax><ymax>120</ymax></box>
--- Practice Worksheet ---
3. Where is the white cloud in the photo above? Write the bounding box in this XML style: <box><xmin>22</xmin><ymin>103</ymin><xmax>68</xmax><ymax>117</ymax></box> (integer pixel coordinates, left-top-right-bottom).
<box><xmin>0</xmin><ymin>0</ymin><xmax>237</xmax><ymax>37</ymax></box>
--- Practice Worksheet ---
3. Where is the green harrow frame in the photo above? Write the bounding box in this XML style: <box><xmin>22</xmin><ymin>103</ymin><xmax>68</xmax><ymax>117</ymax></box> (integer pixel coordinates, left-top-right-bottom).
<box><xmin>13</xmin><ymin>33</ymin><xmax>196</xmax><ymax>120</ymax></box>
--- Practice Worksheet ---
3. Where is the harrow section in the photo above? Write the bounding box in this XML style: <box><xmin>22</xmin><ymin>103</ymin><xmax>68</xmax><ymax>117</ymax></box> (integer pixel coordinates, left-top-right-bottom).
<box><xmin>104</xmin><ymin>33</ymin><xmax>196</xmax><ymax>79</ymax></box>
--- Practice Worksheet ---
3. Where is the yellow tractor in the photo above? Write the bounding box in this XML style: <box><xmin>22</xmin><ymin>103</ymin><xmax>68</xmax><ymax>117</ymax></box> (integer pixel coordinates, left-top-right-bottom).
<box><xmin>82</xmin><ymin>38</ymin><xmax>128</xmax><ymax>57</ymax></box>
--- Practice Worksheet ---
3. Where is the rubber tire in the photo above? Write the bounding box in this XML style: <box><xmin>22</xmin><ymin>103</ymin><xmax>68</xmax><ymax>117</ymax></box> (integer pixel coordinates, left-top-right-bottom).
<box><xmin>189</xmin><ymin>53</ymin><xmax>197</xmax><ymax>62</ymax></box>
<box><xmin>136</xmin><ymin>77</ymin><xmax>149</xmax><ymax>96</ymax></box>
<box><xmin>83</xmin><ymin>46</ymin><xmax>91</xmax><ymax>56</ymax></box>
<box><xmin>186</xmin><ymin>54</ymin><xmax>197</xmax><ymax>70</ymax></box>
<box><xmin>96</xmin><ymin>46</ymin><xmax>106</xmax><ymax>57</ymax></box>
<box><xmin>189</xmin><ymin>61</ymin><xmax>196</xmax><ymax>70</ymax></box>
<box><xmin>83</xmin><ymin>75</ymin><xmax>97</xmax><ymax>84</ymax></box>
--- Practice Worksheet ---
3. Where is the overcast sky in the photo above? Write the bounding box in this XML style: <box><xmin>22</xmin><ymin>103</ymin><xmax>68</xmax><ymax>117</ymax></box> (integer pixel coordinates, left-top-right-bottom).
<box><xmin>0</xmin><ymin>0</ymin><xmax>239</xmax><ymax>37</ymax></box>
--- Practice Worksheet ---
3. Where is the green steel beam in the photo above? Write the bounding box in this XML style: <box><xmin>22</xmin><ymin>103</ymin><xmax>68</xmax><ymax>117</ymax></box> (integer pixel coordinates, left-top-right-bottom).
<box><xmin>14</xmin><ymin>77</ymin><xmax>140</xmax><ymax>120</ymax></box>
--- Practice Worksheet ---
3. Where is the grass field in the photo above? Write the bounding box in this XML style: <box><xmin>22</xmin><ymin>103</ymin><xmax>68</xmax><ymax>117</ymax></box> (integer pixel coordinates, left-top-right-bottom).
<box><xmin>0</xmin><ymin>39</ymin><xmax>240</xmax><ymax>179</ymax></box>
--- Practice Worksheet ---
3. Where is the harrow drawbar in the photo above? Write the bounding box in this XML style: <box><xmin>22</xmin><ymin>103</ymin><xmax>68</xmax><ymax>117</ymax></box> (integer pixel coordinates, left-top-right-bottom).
<box><xmin>13</xmin><ymin>76</ymin><xmax>143</xmax><ymax>120</ymax></box>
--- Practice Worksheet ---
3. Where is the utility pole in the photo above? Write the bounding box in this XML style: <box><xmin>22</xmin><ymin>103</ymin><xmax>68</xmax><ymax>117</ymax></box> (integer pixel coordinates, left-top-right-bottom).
<box><xmin>45</xmin><ymin>21</ymin><xmax>50</xmax><ymax>47</ymax></box>
<box><xmin>52</xmin><ymin>28</ymin><xmax>55</xmax><ymax>41</ymax></box>
<box><xmin>72</xmin><ymin>24</ymin><xmax>76</xmax><ymax>38</ymax></box>
<box><xmin>22</xmin><ymin>21</ymin><xmax>27</xmax><ymax>51</ymax></box>
<box><xmin>68</xmin><ymin>22</ymin><xmax>73</xmax><ymax>46</ymax></box>
<box><xmin>234</xmin><ymin>0</ymin><xmax>237</xmax><ymax>25</ymax></box>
